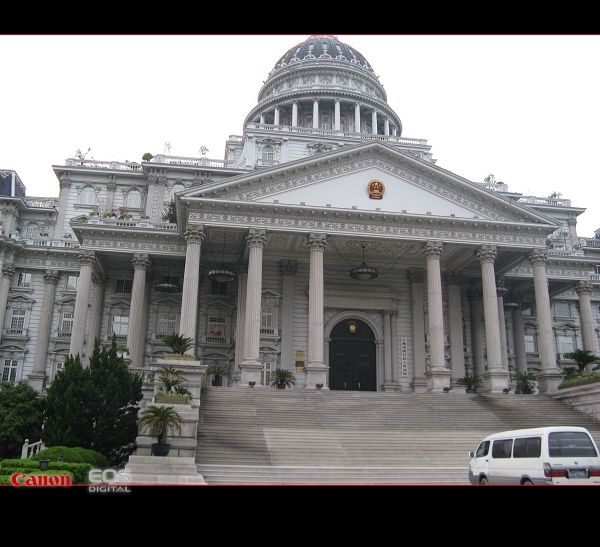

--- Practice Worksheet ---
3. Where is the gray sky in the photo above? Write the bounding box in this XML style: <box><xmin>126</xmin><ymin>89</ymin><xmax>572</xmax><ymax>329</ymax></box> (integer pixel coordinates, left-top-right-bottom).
<box><xmin>2</xmin><ymin>34</ymin><xmax>598</xmax><ymax>236</ymax></box>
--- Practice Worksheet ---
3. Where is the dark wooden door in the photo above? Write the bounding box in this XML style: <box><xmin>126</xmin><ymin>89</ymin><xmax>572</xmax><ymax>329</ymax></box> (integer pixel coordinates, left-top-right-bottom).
<box><xmin>329</xmin><ymin>319</ymin><xmax>376</xmax><ymax>391</ymax></box>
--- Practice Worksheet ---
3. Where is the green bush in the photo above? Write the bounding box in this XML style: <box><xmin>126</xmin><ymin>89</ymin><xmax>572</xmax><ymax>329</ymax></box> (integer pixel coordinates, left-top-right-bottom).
<box><xmin>31</xmin><ymin>446</ymin><xmax>83</xmax><ymax>463</ymax></box>
<box><xmin>558</xmin><ymin>372</ymin><xmax>600</xmax><ymax>390</ymax></box>
<box><xmin>0</xmin><ymin>458</ymin><xmax>92</xmax><ymax>484</ymax></box>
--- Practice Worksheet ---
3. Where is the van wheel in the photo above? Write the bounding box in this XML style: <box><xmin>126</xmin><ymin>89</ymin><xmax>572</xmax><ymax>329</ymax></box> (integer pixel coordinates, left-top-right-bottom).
<box><xmin>479</xmin><ymin>476</ymin><xmax>489</xmax><ymax>485</ymax></box>
<box><xmin>521</xmin><ymin>479</ymin><xmax>533</xmax><ymax>485</ymax></box>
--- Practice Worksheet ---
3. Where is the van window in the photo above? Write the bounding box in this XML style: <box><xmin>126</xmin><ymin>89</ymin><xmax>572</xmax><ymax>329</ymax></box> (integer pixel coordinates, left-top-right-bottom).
<box><xmin>476</xmin><ymin>440</ymin><xmax>490</xmax><ymax>458</ymax></box>
<box><xmin>492</xmin><ymin>439</ymin><xmax>513</xmax><ymax>458</ymax></box>
<box><xmin>548</xmin><ymin>432</ymin><xmax>598</xmax><ymax>457</ymax></box>
<box><xmin>513</xmin><ymin>437</ymin><xmax>541</xmax><ymax>458</ymax></box>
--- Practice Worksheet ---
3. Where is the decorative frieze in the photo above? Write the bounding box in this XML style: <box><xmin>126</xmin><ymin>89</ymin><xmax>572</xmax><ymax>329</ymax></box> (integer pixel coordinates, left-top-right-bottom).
<box><xmin>83</xmin><ymin>239</ymin><xmax>185</xmax><ymax>253</ymax></box>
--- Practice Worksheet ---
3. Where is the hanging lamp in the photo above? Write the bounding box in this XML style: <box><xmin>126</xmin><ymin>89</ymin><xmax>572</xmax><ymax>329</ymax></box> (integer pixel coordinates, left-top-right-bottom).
<box><xmin>208</xmin><ymin>231</ymin><xmax>236</xmax><ymax>283</ymax></box>
<box><xmin>155</xmin><ymin>259</ymin><xmax>182</xmax><ymax>293</ymax></box>
<box><xmin>349</xmin><ymin>243</ymin><xmax>378</xmax><ymax>281</ymax></box>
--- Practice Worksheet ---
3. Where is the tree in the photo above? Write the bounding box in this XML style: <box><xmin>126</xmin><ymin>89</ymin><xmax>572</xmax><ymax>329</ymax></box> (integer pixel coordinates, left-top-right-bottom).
<box><xmin>0</xmin><ymin>381</ymin><xmax>43</xmax><ymax>459</ymax></box>
<box><xmin>563</xmin><ymin>349</ymin><xmax>600</xmax><ymax>373</ymax></box>
<box><xmin>42</xmin><ymin>337</ymin><xmax>143</xmax><ymax>467</ymax></box>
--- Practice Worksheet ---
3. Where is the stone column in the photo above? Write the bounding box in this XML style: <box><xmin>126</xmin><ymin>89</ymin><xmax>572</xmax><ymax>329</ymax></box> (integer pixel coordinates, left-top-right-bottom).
<box><xmin>138</xmin><ymin>270</ymin><xmax>153</xmax><ymax>367</ymax></box>
<box><xmin>280</xmin><ymin>260</ymin><xmax>297</xmax><ymax>372</ymax></box>
<box><xmin>445</xmin><ymin>272</ymin><xmax>466</xmax><ymax>381</ymax></box>
<box><xmin>155</xmin><ymin>175</ymin><xmax>167</xmax><ymax>222</ymax></box>
<box><xmin>145</xmin><ymin>175</ymin><xmax>157</xmax><ymax>219</ymax></box>
<box><xmin>512</xmin><ymin>304</ymin><xmax>528</xmax><ymax>375</ymax></box>
<box><xmin>354</xmin><ymin>102</ymin><xmax>361</xmax><ymax>133</ymax></box>
<box><xmin>28</xmin><ymin>270</ymin><xmax>59</xmax><ymax>391</ymax></box>
<box><xmin>529</xmin><ymin>248</ymin><xmax>563</xmax><ymax>391</ymax></box>
<box><xmin>260</xmin><ymin>113</ymin><xmax>265</xmax><ymax>124</ymax></box>
<box><xmin>423</xmin><ymin>241</ymin><xmax>451</xmax><ymax>391</ymax></box>
<box><xmin>240</xmin><ymin>229</ymin><xmax>267</xmax><ymax>386</ymax></box>
<box><xmin>496</xmin><ymin>276</ymin><xmax>509</xmax><ymax>370</ymax></box>
<box><xmin>469</xmin><ymin>288</ymin><xmax>485</xmax><ymax>377</ymax></box>
<box><xmin>292</xmin><ymin>101</ymin><xmax>298</xmax><ymax>127</ymax></box>
<box><xmin>274</xmin><ymin>106</ymin><xmax>280</xmax><ymax>126</ymax></box>
<box><xmin>88</xmin><ymin>272</ymin><xmax>107</xmax><ymax>352</ymax></box>
<box><xmin>233</xmin><ymin>261</ymin><xmax>248</xmax><ymax>382</ymax></box>
<box><xmin>567</xmin><ymin>214</ymin><xmax>579</xmax><ymax>247</ymax></box>
<box><xmin>127</xmin><ymin>253</ymin><xmax>150</xmax><ymax>368</ymax></box>
<box><xmin>575</xmin><ymin>281</ymin><xmax>598</xmax><ymax>363</ymax></box>
<box><xmin>179</xmin><ymin>224</ymin><xmax>204</xmax><ymax>355</ymax></box>
<box><xmin>334</xmin><ymin>99</ymin><xmax>341</xmax><ymax>131</ymax></box>
<box><xmin>70</xmin><ymin>250</ymin><xmax>96</xmax><ymax>359</ymax></box>
<box><xmin>384</xmin><ymin>118</ymin><xmax>390</xmax><ymax>136</ymax></box>
<box><xmin>54</xmin><ymin>177</ymin><xmax>71</xmax><ymax>238</ymax></box>
<box><xmin>305</xmin><ymin>233</ymin><xmax>328</xmax><ymax>390</ymax></box>
<box><xmin>106</xmin><ymin>180</ymin><xmax>116</xmax><ymax>211</ymax></box>
<box><xmin>0</xmin><ymin>261</ymin><xmax>15</xmax><ymax>343</ymax></box>
<box><xmin>477</xmin><ymin>245</ymin><xmax>509</xmax><ymax>392</ymax></box>
<box><xmin>371</xmin><ymin>110</ymin><xmax>378</xmax><ymax>135</ymax></box>
<box><xmin>313</xmin><ymin>99</ymin><xmax>319</xmax><ymax>129</ymax></box>
<box><xmin>408</xmin><ymin>269</ymin><xmax>427</xmax><ymax>393</ymax></box>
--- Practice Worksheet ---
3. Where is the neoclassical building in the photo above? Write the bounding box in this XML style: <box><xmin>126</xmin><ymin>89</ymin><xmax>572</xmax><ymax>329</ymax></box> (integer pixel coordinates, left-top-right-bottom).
<box><xmin>1</xmin><ymin>35</ymin><xmax>599</xmax><ymax>394</ymax></box>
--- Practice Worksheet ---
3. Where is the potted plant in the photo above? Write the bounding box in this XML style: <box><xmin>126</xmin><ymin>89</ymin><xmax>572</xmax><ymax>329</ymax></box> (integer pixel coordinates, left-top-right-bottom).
<box><xmin>456</xmin><ymin>374</ymin><xmax>483</xmax><ymax>393</ymax></box>
<box><xmin>269</xmin><ymin>368</ymin><xmax>296</xmax><ymax>389</ymax></box>
<box><xmin>515</xmin><ymin>371</ymin><xmax>537</xmax><ymax>394</ymax></box>
<box><xmin>162</xmin><ymin>333</ymin><xmax>195</xmax><ymax>360</ymax></box>
<box><xmin>153</xmin><ymin>365</ymin><xmax>190</xmax><ymax>404</ymax></box>
<box><xmin>206</xmin><ymin>364</ymin><xmax>231</xmax><ymax>386</ymax></box>
<box><xmin>138</xmin><ymin>405</ymin><xmax>184</xmax><ymax>457</ymax></box>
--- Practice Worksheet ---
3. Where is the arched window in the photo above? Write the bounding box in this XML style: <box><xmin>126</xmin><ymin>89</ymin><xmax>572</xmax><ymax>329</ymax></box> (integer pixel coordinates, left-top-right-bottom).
<box><xmin>125</xmin><ymin>189</ymin><xmax>141</xmax><ymax>208</ymax></box>
<box><xmin>79</xmin><ymin>186</ymin><xmax>96</xmax><ymax>205</ymax></box>
<box><xmin>171</xmin><ymin>183</ymin><xmax>185</xmax><ymax>200</ymax></box>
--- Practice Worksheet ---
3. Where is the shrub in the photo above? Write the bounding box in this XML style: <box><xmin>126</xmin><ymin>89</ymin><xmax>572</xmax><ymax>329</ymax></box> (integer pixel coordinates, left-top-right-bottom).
<box><xmin>558</xmin><ymin>372</ymin><xmax>600</xmax><ymax>390</ymax></box>
<box><xmin>32</xmin><ymin>446</ymin><xmax>84</xmax><ymax>463</ymax></box>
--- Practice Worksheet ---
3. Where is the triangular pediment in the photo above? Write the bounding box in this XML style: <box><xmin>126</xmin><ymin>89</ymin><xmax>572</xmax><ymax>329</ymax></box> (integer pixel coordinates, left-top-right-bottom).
<box><xmin>180</xmin><ymin>141</ymin><xmax>558</xmax><ymax>226</ymax></box>
<box><xmin>7</xmin><ymin>294</ymin><xmax>36</xmax><ymax>304</ymax></box>
<box><xmin>202</xmin><ymin>299</ymin><xmax>234</xmax><ymax>310</ymax></box>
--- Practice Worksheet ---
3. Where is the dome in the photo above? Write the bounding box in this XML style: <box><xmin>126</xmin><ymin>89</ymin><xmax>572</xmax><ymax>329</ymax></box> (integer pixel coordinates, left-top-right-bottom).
<box><xmin>272</xmin><ymin>35</ymin><xmax>374</xmax><ymax>73</ymax></box>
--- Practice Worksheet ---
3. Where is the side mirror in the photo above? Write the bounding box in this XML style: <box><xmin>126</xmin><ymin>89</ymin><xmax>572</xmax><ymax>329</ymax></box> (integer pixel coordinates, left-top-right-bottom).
<box><xmin>469</xmin><ymin>451</ymin><xmax>475</xmax><ymax>458</ymax></box>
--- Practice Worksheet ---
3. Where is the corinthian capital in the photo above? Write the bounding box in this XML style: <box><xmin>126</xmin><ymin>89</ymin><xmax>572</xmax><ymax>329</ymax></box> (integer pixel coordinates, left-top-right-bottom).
<box><xmin>575</xmin><ymin>280</ymin><xmax>593</xmax><ymax>296</ymax></box>
<box><xmin>132</xmin><ymin>253</ymin><xmax>151</xmax><ymax>271</ymax></box>
<box><xmin>184</xmin><ymin>224</ymin><xmax>205</xmax><ymax>245</ymax></box>
<box><xmin>247</xmin><ymin>229</ymin><xmax>267</xmax><ymax>249</ymax></box>
<box><xmin>528</xmin><ymin>248</ymin><xmax>548</xmax><ymax>266</ymax></box>
<box><xmin>2</xmin><ymin>263</ymin><xmax>15</xmax><ymax>279</ymax></box>
<box><xmin>78</xmin><ymin>249</ymin><xmax>96</xmax><ymax>267</ymax></box>
<box><xmin>477</xmin><ymin>244</ymin><xmax>497</xmax><ymax>264</ymax></box>
<box><xmin>423</xmin><ymin>241</ymin><xmax>443</xmax><ymax>260</ymax></box>
<box><xmin>307</xmin><ymin>233</ymin><xmax>328</xmax><ymax>251</ymax></box>
<box><xmin>407</xmin><ymin>268</ymin><xmax>425</xmax><ymax>284</ymax></box>
<box><xmin>43</xmin><ymin>270</ymin><xmax>59</xmax><ymax>285</ymax></box>
<box><xmin>280</xmin><ymin>260</ymin><xmax>298</xmax><ymax>276</ymax></box>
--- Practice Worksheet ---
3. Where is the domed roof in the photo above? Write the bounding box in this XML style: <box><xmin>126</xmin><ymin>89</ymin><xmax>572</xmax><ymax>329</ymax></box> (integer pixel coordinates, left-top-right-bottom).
<box><xmin>272</xmin><ymin>35</ymin><xmax>374</xmax><ymax>73</ymax></box>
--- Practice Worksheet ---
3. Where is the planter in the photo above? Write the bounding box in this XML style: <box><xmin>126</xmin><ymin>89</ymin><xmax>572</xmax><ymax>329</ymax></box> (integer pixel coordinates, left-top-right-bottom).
<box><xmin>212</xmin><ymin>376</ymin><xmax>223</xmax><ymax>387</ymax></box>
<box><xmin>151</xmin><ymin>443</ymin><xmax>171</xmax><ymax>457</ymax></box>
<box><xmin>162</xmin><ymin>353</ymin><xmax>197</xmax><ymax>361</ymax></box>
<box><xmin>277</xmin><ymin>382</ymin><xmax>286</xmax><ymax>389</ymax></box>
<box><xmin>521</xmin><ymin>388</ymin><xmax>532</xmax><ymax>395</ymax></box>
<box><xmin>465</xmin><ymin>388</ymin><xmax>476</xmax><ymax>394</ymax></box>
<box><xmin>155</xmin><ymin>394</ymin><xmax>189</xmax><ymax>404</ymax></box>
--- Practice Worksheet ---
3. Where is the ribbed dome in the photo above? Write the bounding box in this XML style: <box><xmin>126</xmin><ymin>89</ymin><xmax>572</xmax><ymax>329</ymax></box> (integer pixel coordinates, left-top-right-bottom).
<box><xmin>272</xmin><ymin>35</ymin><xmax>374</xmax><ymax>74</ymax></box>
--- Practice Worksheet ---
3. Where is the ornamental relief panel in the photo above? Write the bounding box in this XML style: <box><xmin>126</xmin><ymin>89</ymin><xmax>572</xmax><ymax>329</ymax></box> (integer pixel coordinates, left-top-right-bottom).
<box><xmin>215</xmin><ymin>151</ymin><xmax>528</xmax><ymax>223</ymax></box>
<box><xmin>83</xmin><ymin>239</ymin><xmax>186</xmax><ymax>253</ymax></box>
<box><xmin>509</xmin><ymin>266</ymin><xmax>592</xmax><ymax>279</ymax></box>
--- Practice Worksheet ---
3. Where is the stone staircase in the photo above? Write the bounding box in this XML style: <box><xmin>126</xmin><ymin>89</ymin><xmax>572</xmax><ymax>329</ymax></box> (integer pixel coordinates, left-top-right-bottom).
<box><xmin>195</xmin><ymin>388</ymin><xmax>600</xmax><ymax>485</ymax></box>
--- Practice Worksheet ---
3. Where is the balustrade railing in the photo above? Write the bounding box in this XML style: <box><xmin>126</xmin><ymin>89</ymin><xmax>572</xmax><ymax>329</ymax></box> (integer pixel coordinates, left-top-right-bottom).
<box><xmin>517</xmin><ymin>196</ymin><xmax>572</xmax><ymax>207</ymax></box>
<box><xmin>21</xmin><ymin>439</ymin><xmax>45</xmax><ymax>459</ymax></box>
<box><xmin>65</xmin><ymin>158</ymin><xmax>142</xmax><ymax>171</ymax></box>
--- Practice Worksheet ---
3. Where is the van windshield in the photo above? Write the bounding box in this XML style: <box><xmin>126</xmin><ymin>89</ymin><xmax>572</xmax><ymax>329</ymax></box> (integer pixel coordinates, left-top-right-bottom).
<box><xmin>548</xmin><ymin>432</ymin><xmax>598</xmax><ymax>457</ymax></box>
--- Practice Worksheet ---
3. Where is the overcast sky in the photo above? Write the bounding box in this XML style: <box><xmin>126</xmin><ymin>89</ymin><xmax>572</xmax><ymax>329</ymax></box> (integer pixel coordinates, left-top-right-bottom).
<box><xmin>2</xmin><ymin>34</ymin><xmax>599</xmax><ymax>237</ymax></box>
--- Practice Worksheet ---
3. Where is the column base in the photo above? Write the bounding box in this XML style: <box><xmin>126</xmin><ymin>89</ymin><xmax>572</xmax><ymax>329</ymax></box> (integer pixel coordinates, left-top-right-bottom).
<box><xmin>536</xmin><ymin>369</ymin><xmax>564</xmax><ymax>393</ymax></box>
<box><xmin>27</xmin><ymin>372</ymin><xmax>46</xmax><ymax>394</ymax></box>
<box><xmin>425</xmin><ymin>367</ymin><xmax>452</xmax><ymax>392</ymax></box>
<box><xmin>382</xmin><ymin>381</ymin><xmax>400</xmax><ymax>392</ymax></box>
<box><xmin>411</xmin><ymin>378</ymin><xmax>428</xmax><ymax>393</ymax></box>
<box><xmin>482</xmin><ymin>369</ymin><xmax>510</xmax><ymax>393</ymax></box>
<box><xmin>304</xmin><ymin>362</ymin><xmax>329</xmax><ymax>390</ymax></box>
<box><xmin>240</xmin><ymin>361</ymin><xmax>264</xmax><ymax>387</ymax></box>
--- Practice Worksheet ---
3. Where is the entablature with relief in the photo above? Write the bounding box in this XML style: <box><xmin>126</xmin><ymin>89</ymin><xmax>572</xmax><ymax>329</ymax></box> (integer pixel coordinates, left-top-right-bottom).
<box><xmin>14</xmin><ymin>256</ymin><xmax>81</xmax><ymax>270</ymax></box>
<box><xmin>187</xmin><ymin>205</ymin><xmax>548</xmax><ymax>247</ymax></box>
<box><xmin>508</xmin><ymin>265</ymin><xmax>595</xmax><ymax>280</ymax></box>
<box><xmin>81</xmin><ymin>236</ymin><xmax>186</xmax><ymax>255</ymax></box>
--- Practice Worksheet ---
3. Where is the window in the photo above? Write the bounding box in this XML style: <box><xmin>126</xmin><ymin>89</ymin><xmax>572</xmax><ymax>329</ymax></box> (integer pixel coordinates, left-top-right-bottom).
<box><xmin>210</xmin><ymin>280</ymin><xmax>228</xmax><ymax>295</ymax></box>
<box><xmin>157</xmin><ymin>313</ymin><xmax>178</xmax><ymax>338</ymax></box>
<box><xmin>554</xmin><ymin>302</ymin><xmax>571</xmax><ymax>317</ymax></box>
<box><xmin>262</xmin><ymin>146</ymin><xmax>275</xmax><ymax>164</ymax></box>
<box><xmin>125</xmin><ymin>189</ymin><xmax>141</xmax><ymax>208</ymax></box>
<box><xmin>16</xmin><ymin>272</ymin><xmax>32</xmax><ymax>288</ymax></box>
<box><xmin>513</xmin><ymin>437</ymin><xmax>541</xmax><ymax>458</ymax></box>
<box><xmin>261</xmin><ymin>361</ymin><xmax>273</xmax><ymax>387</ymax></box>
<box><xmin>261</xmin><ymin>305</ymin><xmax>274</xmax><ymax>335</ymax></box>
<box><xmin>524</xmin><ymin>335</ymin><xmax>537</xmax><ymax>353</ymax></box>
<box><xmin>492</xmin><ymin>439</ymin><xmax>513</xmax><ymax>459</ymax></box>
<box><xmin>2</xmin><ymin>359</ymin><xmax>18</xmax><ymax>383</ymax></box>
<box><xmin>59</xmin><ymin>312</ymin><xmax>73</xmax><ymax>337</ymax></box>
<box><xmin>23</xmin><ymin>224</ymin><xmax>40</xmax><ymax>238</ymax></box>
<box><xmin>171</xmin><ymin>184</ymin><xmax>185</xmax><ymax>200</ymax></box>
<box><xmin>52</xmin><ymin>361</ymin><xmax>64</xmax><ymax>381</ymax></box>
<box><xmin>521</xmin><ymin>302</ymin><xmax>533</xmax><ymax>316</ymax></box>
<box><xmin>549</xmin><ymin>432</ymin><xmax>598</xmax><ymax>457</ymax></box>
<box><xmin>476</xmin><ymin>440</ymin><xmax>490</xmax><ymax>458</ymax></box>
<box><xmin>111</xmin><ymin>315</ymin><xmax>129</xmax><ymax>341</ymax></box>
<box><xmin>115</xmin><ymin>279</ymin><xmax>133</xmax><ymax>294</ymax></box>
<box><xmin>207</xmin><ymin>316</ymin><xmax>226</xmax><ymax>341</ymax></box>
<box><xmin>66</xmin><ymin>275</ymin><xmax>78</xmax><ymax>291</ymax></box>
<box><xmin>79</xmin><ymin>186</ymin><xmax>96</xmax><ymax>205</ymax></box>
<box><xmin>9</xmin><ymin>309</ymin><xmax>26</xmax><ymax>334</ymax></box>
<box><xmin>557</xmin><ymin>335</ymin><xmax>575</xmax><ymax>355</ymax></box>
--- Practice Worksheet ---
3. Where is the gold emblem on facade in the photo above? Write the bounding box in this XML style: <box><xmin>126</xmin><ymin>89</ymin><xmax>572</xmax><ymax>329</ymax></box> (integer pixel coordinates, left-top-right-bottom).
<box><xmin>368</xmin><ymin>179</ymin><xmax>385</xmax><ymax>199</ymax></box>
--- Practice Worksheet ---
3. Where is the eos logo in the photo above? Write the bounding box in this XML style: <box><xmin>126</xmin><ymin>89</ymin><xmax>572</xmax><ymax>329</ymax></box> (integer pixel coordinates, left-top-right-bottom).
<box><xmin>88</xmin><ymin>469</ymin><xmax>131</xmax><ymax>484</ymax></box>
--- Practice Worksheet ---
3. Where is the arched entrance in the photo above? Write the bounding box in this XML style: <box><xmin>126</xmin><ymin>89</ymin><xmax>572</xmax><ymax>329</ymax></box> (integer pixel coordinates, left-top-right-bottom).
<box><xmin>329</xmin><ymin>318</ymin><xmax>376</xmax><ymax>391</ymax></box>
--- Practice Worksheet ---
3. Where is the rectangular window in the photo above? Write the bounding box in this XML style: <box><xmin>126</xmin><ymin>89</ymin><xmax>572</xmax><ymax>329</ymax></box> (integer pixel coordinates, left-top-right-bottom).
<box><xmin>549</xmin><ymin>432</ymin><xmax>598</xmax><ymax>457</ymax></box>
<box><xmin>521</xmin><ymin>302</ymin><xmax>533</xmax><ymax>316</ymax></box>
<box><xmin>554</xmin><ymin>302</ymin><xmax>571</xmax><ymax>317</ymax></box>
<box><xmin>52</xmin><ymin>362</ymin><xmax>64</xmax><ymax>381</ymax></box>
<box><xmin>2</xmin><ymin>359</ymin><xmax>18</xmax><ymax>383</ymax></box>
<box><xmin>111</xmin><ymin>315</ymin><xmax>129</xmax><ymax>340</ymax></box>
<box><xmin>524</xmin><ymin>335</ymin><xmax>537</xmax><ymax>353</ymax></box>
<box><xmin>157</xmin><ymin>313</ymin><xmax>178</xmax><ymax>338</ymax></box>
<box><xmin>59</xmin><ymin>312</ymin><xmax>73</xmax><ymax>337</ymax></box>
<box><xmin>261</xmin><ymin>361</ymin><xmax>273</xmax><ymax>387</ymax></box>
<box><xmin>207</xmin><ymin>316</ymin><xmax>226</xmax><ymax>340</ymax></box>
<box><xmin>66</xmin><ymin>275</ymin><xmax>78</xmax><ymax>291</ymax></box>
<box><xmin>115</xmin><ymin>279</ymin><xmax>133</xmax><ymax>294</ymax></box>
<box><xmin>261</xmin><ymin>305</ymin><xmax>274</xmax><ymax>334</ymax></box>
<box><xmin>16</xmin><ymin>272</ymin><xmax>32</xmax><ymax>288</ymax></box>
<box><xmin>513</xmin><ymin>437</ymin><xmax>541</xmax><ymax>458</ymax></box>
<box><xmin>210</xmin><ymin>280</ymin><xmax>228</xmax><ymax>295</ymax></box>
<box><xmin>9</xmin><ymin>309</ymin><xmax>26</xmax><ymax>334</ymax></box>
<box><xmin>557</xmin><ymin>335</ymin><xmax>575</xmax><ymax>354</ymax></box>
<box><xmin>492</xmin><ymin>439</ymin><xmax>513</xmax><ymax>459</ymax></box>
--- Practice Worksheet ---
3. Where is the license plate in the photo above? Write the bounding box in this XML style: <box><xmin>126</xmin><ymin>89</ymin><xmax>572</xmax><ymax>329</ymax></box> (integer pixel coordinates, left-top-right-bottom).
<box><xmin>568</xmin><ymin>469</ymin><xmax>588</xmax><ymax>479</ymax></box>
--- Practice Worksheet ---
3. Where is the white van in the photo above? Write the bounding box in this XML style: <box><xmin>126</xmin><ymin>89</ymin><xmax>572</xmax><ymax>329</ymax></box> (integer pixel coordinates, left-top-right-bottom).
<box><xmin>468</xmin><ymin>426</ymin><xmax>600</xmax><ymax>485</ymax></box>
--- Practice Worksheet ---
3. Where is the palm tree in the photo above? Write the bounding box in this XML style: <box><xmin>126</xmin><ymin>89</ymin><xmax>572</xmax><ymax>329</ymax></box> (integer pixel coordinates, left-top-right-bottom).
<box><xmin>157</xmin><ymin>366</ymin><xmax>186</xmax><ymax>393</ymax></box>
<box><xmin>563</xmin><ymin>349</ymin><xmax>600</xmax><ymax>373</ymax></box>
<box><xmin>269</xmin><ymin>368</ymin><xmax>296</xmax><ymax>388</ymax></box>
<box><xmin>138</xmin><ymin>405</ymin><xmax>184</xmax><ymax>445</ymax></box>
<box><xmin>162</xmin><ymin>333</ymin><xmax>194</xmax><ymax>355</ymax></box>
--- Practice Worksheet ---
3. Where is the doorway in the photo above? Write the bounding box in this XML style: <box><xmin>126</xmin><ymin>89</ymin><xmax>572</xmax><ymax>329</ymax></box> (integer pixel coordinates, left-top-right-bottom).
<box><xmin>329</xmin><ymin>318</ymin><xmax>376</xmax><ymax>391</ymax></box>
